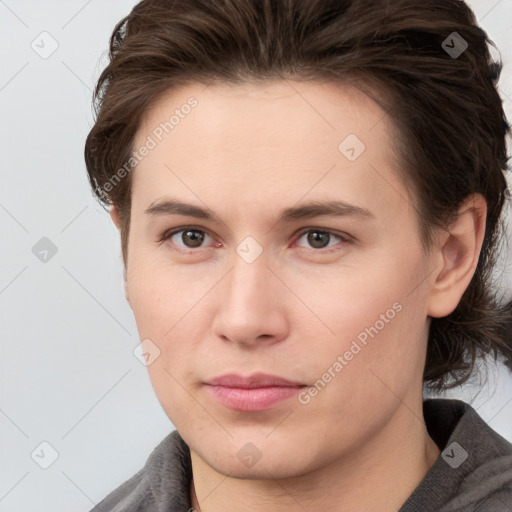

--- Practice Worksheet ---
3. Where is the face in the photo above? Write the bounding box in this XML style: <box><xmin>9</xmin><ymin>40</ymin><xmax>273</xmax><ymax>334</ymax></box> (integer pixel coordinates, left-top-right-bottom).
<box><xmin>123</xmin><ymin>79</ymin><xmax>437</xmax><ymax>478</ymax></box>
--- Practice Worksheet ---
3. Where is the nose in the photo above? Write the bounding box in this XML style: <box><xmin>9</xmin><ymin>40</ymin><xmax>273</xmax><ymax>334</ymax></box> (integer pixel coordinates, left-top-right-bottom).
<box><xmin>211</xmin><ymin>254</ymin><xmax>289</xmax><ymax>348</ymax></box>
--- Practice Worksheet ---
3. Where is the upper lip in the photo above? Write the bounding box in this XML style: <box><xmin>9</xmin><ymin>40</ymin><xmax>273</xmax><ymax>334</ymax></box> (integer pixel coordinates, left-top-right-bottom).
<box><xmin>206</xmin><ymin>373</ymin><xmax>305</xmax><ymax>388</ymax></box>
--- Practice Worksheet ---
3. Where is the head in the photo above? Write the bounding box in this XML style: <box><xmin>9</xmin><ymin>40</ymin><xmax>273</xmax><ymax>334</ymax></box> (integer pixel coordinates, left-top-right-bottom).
<box><xmin>85</xmin><ymin>0</ymin><xmax>512</xmax><ymax>479</ymax></box>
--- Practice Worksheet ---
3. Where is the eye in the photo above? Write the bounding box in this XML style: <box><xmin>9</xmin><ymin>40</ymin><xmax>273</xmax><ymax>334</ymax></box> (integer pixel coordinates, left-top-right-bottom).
<box><xmin>293</xmin><ymin>228</ymin><xmax>351</xmax><ymax>252</ymax></box>
<box><xmin>158</xmin><ymin>227</ymin><xmax>219</xmax><ymax>252</ymax></box>
<box><xmin>158</xmin><ymin>226</ymin><xmax>351</xmax><ymax>254</ymax></box>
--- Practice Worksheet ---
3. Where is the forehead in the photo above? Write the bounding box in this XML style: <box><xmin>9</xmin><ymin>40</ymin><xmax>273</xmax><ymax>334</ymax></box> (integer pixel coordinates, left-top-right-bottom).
<box><xmin>135</xmin><ymin>78</ymin><xmax>395</xmax><ymax>154</ymax></box>
<box><xmin>130</xmin><ymin>79</ymin><xmax>407</xmax><ymax>220</ymax></box>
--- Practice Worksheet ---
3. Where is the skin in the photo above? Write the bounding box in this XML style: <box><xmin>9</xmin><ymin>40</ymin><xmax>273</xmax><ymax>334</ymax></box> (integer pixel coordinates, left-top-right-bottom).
<box><xmin>110</xmin><ymin>79</ymin><xmax>486</xmax><ymax>511</ymax></box>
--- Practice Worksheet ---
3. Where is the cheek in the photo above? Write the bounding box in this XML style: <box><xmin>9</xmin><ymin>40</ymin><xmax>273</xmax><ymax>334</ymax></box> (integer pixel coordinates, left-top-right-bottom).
<box><xmin>303</xmin><ymin>269</ymin><xmax>402</xmax><ymax>348</ymax></box>
<box><xmin>312</xmin><ymin>292</ymin><xmax>406</xmax><ymax>387</ymax></box>
<box><xmin>126</xmin><ymin>253</ymin><xmax>193</xmax><ymax>335</ymax></box>
<box><xmin>126</xmin><ymin>260</ymin><xmax>210</xmax><ymax>377</ymax></box>
<box><xmin>304</xmin><ymin>261</ymin><xmax>428</xmax><ymax>394</ymax></box>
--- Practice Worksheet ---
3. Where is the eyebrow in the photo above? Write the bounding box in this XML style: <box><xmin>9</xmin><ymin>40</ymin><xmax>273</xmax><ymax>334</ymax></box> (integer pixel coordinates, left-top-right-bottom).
<box><xmin>144</xmin><ymin>198</ymin><xmax>374</xmax><ymax>227</ymax></box>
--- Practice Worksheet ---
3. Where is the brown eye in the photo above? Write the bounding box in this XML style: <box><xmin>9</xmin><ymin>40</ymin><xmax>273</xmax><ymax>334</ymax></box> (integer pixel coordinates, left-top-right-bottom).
<box><xmin>305</xmin><ymin>231</ymin><xmax>331</xmax><ymax>249</ymax></box>
<box><xmin>179</xmin><ymin>229</ymin><xmax>205</xmax><ymax>248</ymax></box>
<box><xmin>294</xmin><ymin>229</ymin><xmax>350</xmax><ymax>252</ymax></box>
<box><xmin>160</xmin><ymin>227</ymin><xmax>215</xmax><ymax>251</ymax></box>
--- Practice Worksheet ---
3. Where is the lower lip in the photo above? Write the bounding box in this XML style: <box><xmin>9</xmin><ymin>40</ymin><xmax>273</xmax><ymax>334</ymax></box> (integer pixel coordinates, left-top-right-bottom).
<box><xmin>205</xmin><ymin>384</ymin><xmax>304</xmax><ymax>411</ymax></box>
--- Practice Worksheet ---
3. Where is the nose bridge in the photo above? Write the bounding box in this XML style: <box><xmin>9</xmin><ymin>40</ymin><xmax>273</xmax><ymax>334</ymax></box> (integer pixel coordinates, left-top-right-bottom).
<box><xmin>225</xmin><ymin>249</ymin><xmax>273</xmax><ymax>313</ymax></box>
<box><xmin>212</xmin><ymin>247</ymin><xmax>287</xmax><ymax>345</ymax></box>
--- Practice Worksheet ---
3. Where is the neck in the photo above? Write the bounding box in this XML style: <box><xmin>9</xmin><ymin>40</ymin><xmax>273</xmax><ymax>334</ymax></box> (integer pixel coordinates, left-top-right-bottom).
<box><xmin>189</xmin><ymin>403</ymin><xmax>441</xmax><ymax>512</ymax></box>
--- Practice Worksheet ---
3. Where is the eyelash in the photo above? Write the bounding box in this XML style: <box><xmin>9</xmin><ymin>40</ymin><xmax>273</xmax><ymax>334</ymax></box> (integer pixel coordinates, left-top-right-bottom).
<box><xmin>157</xmin><ymin>225</ymin><xmax>352</xmax><ymax>254</ymax></box>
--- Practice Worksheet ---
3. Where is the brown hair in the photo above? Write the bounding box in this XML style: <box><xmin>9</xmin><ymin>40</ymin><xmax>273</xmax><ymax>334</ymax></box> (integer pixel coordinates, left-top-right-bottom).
<box><xmin>84</xmin><ymin>0</ymin><xmax>512</xmax><ymax>391</ymax></box>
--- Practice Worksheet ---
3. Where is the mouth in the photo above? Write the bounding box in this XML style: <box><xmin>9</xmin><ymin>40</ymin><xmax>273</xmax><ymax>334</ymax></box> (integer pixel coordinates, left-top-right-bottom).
<box><xmin>204</xmin><ymin>372</ymin><xmax>307</xmax><ymax>412</ymax></box>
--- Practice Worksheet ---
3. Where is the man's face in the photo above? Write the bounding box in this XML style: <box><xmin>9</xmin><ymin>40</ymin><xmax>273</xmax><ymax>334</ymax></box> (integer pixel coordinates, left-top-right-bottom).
<box><xmin>124</xmin><ymin>79</ymin><xmax>436</xmax><ymax>478</ymax></box>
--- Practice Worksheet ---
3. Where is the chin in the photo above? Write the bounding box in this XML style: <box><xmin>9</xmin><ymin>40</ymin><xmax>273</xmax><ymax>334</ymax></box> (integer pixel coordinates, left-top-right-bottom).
<box><xmin>210</xmin><ymin>455</ymin><xmax>307</xmax><ymax>480</ymax></box>
<box><xmin>192</xmin><ymin>437</ymin><xmax>319</xmax><ymax>480</ymax></box>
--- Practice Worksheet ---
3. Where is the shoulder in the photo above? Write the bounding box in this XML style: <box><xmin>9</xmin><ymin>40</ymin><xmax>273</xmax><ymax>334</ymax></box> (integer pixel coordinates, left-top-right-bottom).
<box><xmin>89</xmin><ymin>468</ymin><xmax>151</xmax><ymax>512</ymax></box>
<box><xmin>89</xmin><ymin>430</ymin><xmax>192</xmax><ymax>512</ymax></box>
<box><xmin>429</xmin><ymin>398</ymin><xmax>512</xmax><ymax>512</ymax></box>
<box><xmin>401</xmin><ymin>398</ymin><xmax>512</xmax><ymax>512</ymax></box>
<box><xmin>441</xmin><ymin>479</ymin><xmax>512</xmax><ymax>512</ymax></box>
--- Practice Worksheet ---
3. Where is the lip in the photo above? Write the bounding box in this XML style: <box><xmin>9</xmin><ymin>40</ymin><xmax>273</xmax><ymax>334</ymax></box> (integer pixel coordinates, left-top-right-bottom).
<box><xmin>206</xmin><ymin>372</ymin><xmax>304</xmax><ymax>388</ymax></box>
<box><xmin>205</xmin><ymin>373</ymin><xmax>306</xmax><ymax>411</ymax></box>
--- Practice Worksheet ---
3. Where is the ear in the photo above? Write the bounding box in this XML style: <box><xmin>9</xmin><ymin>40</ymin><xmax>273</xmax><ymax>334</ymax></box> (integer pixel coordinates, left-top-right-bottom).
<box><xmin>110</xmin><ymin>204</ymin><xmax>122</xmax><ymax>230</ymax></box>
<box><xmin>109</xmin><ymin>205</ymin><xmax>130</xmax><ymax>303</ymax></box>
<box><xmin>426</xmin><ymin>193</ymin><xmax>487</xmax><ymax>318</ymax></box>
<box><xmin>123</xmin><ymin>266</ymin><xmax>130</xmax><ymax>305</ymax></box>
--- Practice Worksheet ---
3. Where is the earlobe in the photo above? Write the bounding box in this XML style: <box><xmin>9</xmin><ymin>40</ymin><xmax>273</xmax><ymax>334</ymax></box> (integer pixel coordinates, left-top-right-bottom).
<box><xmin>426</xmin><ymin>194</ymin><xmax>487</xmax><ymax>318</ymax></box>
<box><xmin>124</xmin><ymin>267</ymin><xmax>130</xmax><ymax>304</ymax></box>
<box><xmin>110</xmin><ymin>206</ymin><xmax>130</xmax><ymax>303</ymax></box>
<box><xmin>110</xmin><ymin>205</ymin><xmax>122</xmax><ymax>230</ymax></box>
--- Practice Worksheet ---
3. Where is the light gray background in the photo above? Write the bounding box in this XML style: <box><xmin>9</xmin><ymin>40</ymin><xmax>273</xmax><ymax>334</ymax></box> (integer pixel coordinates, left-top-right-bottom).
<box><xmin>0</xmin><ymin>1</ymin><xmax>511</xmax><ymax>511</ymax></box>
